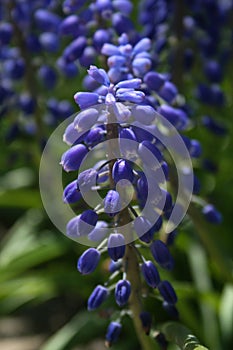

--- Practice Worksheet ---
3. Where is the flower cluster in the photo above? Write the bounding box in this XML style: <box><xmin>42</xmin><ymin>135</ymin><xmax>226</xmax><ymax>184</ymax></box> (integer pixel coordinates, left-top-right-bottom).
<box><xmin>61</xmin><ymin>55</ymin><xmax>222</xmax><ymax>344</ymax></box>
<box><xmin>1</xmin><ymin>0</ymin><xmax>228</xmax><ymax>347</ymax></box>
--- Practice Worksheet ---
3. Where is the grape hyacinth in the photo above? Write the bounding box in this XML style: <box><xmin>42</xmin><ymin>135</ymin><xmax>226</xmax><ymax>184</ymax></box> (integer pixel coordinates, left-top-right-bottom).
<box><xmin>60</xmin><ymin>38</ymin><xmax>224</xmax><ymax>345</ymax></box>
<box><xmin>4</xmin><ymin>0</ymin><xmax>227</xmax><ymax>348</ymax></box>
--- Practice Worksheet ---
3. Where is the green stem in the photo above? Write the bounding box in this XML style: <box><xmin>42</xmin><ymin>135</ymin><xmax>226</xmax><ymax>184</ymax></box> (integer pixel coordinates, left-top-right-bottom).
<box><xmin>125</xmin><ymin>244</ymin><xmax>159</xmax><ymax>350</ymax></box>
<box><xmin>106</xmin><ymin>109</ymin><xmax>157</xmax><ymax>350</ymax></box>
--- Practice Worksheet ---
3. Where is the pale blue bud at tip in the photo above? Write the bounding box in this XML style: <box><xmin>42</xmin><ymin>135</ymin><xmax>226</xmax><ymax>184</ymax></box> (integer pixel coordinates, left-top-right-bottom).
<box><xmin>88</xmin><ymin>65</ymin><xmax>110</xmax><ymax>86</ymax></box>
<box><xmin>133</xmin><ymin>38</ymin><xmax>151</xmax><ymax>55</ymax></box>
<box><xmin>74</xmin><ymin>92</ymin><xmax>99</xmax><ymax>109</ymax></box>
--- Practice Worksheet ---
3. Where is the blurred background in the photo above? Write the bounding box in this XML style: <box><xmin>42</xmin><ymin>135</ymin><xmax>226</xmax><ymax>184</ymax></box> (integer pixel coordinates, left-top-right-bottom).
<box><xmin>0</xmin><ymin>0</ymin><xmax>233</xmax><ymax>349</ymax></box>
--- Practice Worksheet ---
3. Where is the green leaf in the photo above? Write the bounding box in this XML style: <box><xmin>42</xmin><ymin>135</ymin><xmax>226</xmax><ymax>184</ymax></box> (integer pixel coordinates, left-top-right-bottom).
<box><xmin>0</xmin><ymin>167</ymin><xmax>35</xmax><ymax>190</ymax></box>
<box><xmin>219</xmin><ymin>284</ymin><xmax>233</xmax><ymax>342</ymax></box>
<box><xmin>0</xmin><ymin>275</ymin><xmax>56</xmax><ymax>313</ymax></box>
<box><xmin>40</xmin><ymin>311</ymin><xmax>107</xmax><ymax>350</ymax></box>
<box><xmin>0</xmin><ymin>189</ymin><xmax>42</xmax><ymax>208</ymax></box>
<box><xmin>0</xmin><ymin>210</ymin><xmax>66</xmax><ymax>279</ymax></box>
<box><xmin>160</xmin><ymin>322</ymin><xmax>209</xmax><ymax>350</ymax></box>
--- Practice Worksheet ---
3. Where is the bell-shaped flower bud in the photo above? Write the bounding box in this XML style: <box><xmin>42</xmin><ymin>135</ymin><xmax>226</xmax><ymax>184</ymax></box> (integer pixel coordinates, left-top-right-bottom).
<box><xmin>88</xmin><ymin>220</ymin><xmax>108</xmax><ymax>242</ymax></box>
<box><xmin>77</xmin><ymin>248</ymin><xmax>100</xmax><ymax>274</ymax></box>
<box><xmin>88</xmin><ymin>285</ymin><xmax>109</xmax><ymax>311</ymax></box>
<box><xmin>115</xmin><ymin>279</ymin><xmax>131</xmax><ymax>307</ymax></box>
<box><xmin>119</xmin><ymin>127</ymin><xmax>138</xmax><ymax>160</ymax></box>
<box><xmin>63</xmin><ymin>180</ymin><xmax>81</xmax><ymax>204</ymax></box>
<box><xmin>133</xmin><ymin>38</ymin><xmax>151</xmax><ymax>55</ymax></box>
<box><xmin>63</xmin><ymin>36</ymin><xmax>86</xmax><ymax>63</ymax></box>
<box><xmin>74</xmin><ymin>108</ymin><xmax>99</xmax><ymax>132</ymax></box>
<box><xmin>104</xmin><ymin>190</ymin><xmax>121</xmax><ymax>216</ymax></box>
<box><xmin>105</xmin><ymin>321</ymin><xmax>122</xmax><ymax>347</ymax></box>
<box><xmin>139</xmin><ymin>311</ymin><xmax>152</xmax><ymax>335</ymax></box>
<box><xmin>112</xmin><ymin>159</ymin><xmax>134</xmax><ymax>184</ymax></box>
<box><xmin>77</xmin><ymin>168</ymin><xmax>98</xmax><ymax>192</ymax></box>
<box><xmin>74</xmin><ymin>92</ymin><xmax>99</xmax><ymax>109</ymax></box>
<box><xmin>88</xmin><ymin>65</ymin><xmax>110</xmax><ymax>86</ymax></box>
<box><xmin>132</xmin><ymin>104</ymin><xmax>156</xmax><ymax>125</ymax></box>
<box><xmin>78</xmin><ymin>210</ymin><xmax>98</xmax><ymax>235</ymax></box>
<box><xmin>144</xmin><ymin>71</ymin><xmax>165</xmax><ymax>92</ymax></box>
<box><xmin>108</xmin><ymin>233</ymin><xmax>125</xmax><ymax>261</ymax></box>
<box><xmin>150</xmin><ymin>240</ymin><xmax>174</xmax><ymax>270</ymax></box>
<box><xmin>85</xmin><ymin>126</ymin><xmax>105</xmax><ymax>146</ymax></box>
<box><xmin>141</xmin><ymin>261</ymin><xmax>160</xmax><ymax>288</ymax></box>
<box><xmin>158</xmin><ymin>81</ymin><xmax>178</xmax><ymax>103</ymax></box>
<box><xmin>202</xmin><ymin>204</ymin><xmax>222</xmax><ymax>224</ymax></box>
<box><xmin>162</xmin><ymin>301</ymin><xmax>179</xmax><ymax>319</ymax></box>
<box><xmin>134</xmin><ymin>216</ymin><xmax>154</xmax><ymax>243</ymax></box>
<box><xmin>60</xmin><ymin>144</ymin><xmax>88</xmax><ymax>172</ymax></box>
<box><xmin>158</xmin><ymin>280</ymin><xmax>177</xmax><ymax>304</ymax></box>
<box><xmin>138</xmin><ymin>141</ymin><xmax>163</xmax><ymax>167</ymax></box>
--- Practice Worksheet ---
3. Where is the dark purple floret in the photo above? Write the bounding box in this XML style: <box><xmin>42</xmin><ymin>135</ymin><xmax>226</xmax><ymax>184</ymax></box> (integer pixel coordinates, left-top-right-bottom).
<box><xmin>202</xmin><ymin>204</ymin><xmax>222</xmax><ymax>224</ymax></box>
<box><xmin>162</xmin><ymin>301</ymin><xmax>179</xmax><ymax>319</ymax></box>
<box><xmin>38</xmin><ymin>65</ymin><xmax>57</xmax><ymax>89</ymax></box>
<box><xmin>112</xmin><ymin>159</ymin><xmax>134</xmax><ymax>184</ymax></box>
<box><xmin>201</xmin><ymin>116</ymin><xmax>227</xmax><ymax>136</ymax></box>
<box><xmin>104</xmin><ymin>190</ymin><xmax>121</xmax><ymax>216</ymax></box>
<box><xmin>105</xmin><ymin>321</ymin><xmax>122</xmax><ymax>346</ymax></box>
<box><xmin>63</xmin><ymin>36</ymin><xmax>87</xmax><ymax>63</ymax></box>
<box><xmin>77</xmin><ymin>168</ymin><xmax>98</xmax><ymax>193</ymax></box>
<box><xmin>134</xmin><ymin>216</ymin><xmax>154</xmax><ymax>243</ymax></box>
<box><xmin>63</xmin><ymin>180</ymin><xmax>81</xmax><ymax>204</ymax></box>
<box><xmin>150</xmin><ymin>240</ymin><xmax>174</xmax><ymax>270</ymax></box>
<box><xmin>0</xmin><ymin>22</ymin><xmax>13</xmax><ymax>45</ymax></box>
<box><xmin>107</xmin><ymin>233</ymin><xmax>126</xmax><ymax>261</ymax></box>
<box><xmin>141</xmin><ymin>261</ymin><xmax>160</xmax><ymax>288</ymax></box>
<box><xmin>158</xmin><ymin>280</ymin><xmax>177</xmax><ymax>304</ymax></box>
<box><xmin>88</xmin><ymin>285</ymin><xmax>109</xmax><ymax>311</ymax></box>
<box><xmin>144</xmin><ymin>71</ymin><xmax>165</xmax><ymax>91</ymax></box>
<box><xmin>60</xmin><ymin>144</ymin><xmax>88</xmax><ymax>172</ymax></box>
<box><xmin>158</xmin><ymin>81</ymin><xmax>177</xmax><ymax>103</ymax></box>
<box><xmin>77</xmin><ymin>248</ymin><xmax>100</xmax><ymax>274</ymax></box>
<box><xmin>34</xmin><ymin>9</ymin><xmax>61</xmax><ymax>32</ymax></box>
<box><xmin>115</xmin><ymin>279</ymin><xmax>131</xmax><ymax>306</ymax></box>
<box><xmin>78</xmin><ymin>209</ymin><xmax>98</xmax><ymax>235</ymax></box>
<box><xmin>59</xmin><ymin>15</ymin><xmax>79</xmax><ymax>36</ymax></box>
<box><xmin>139</xmin><ymin>311</ymin><xmax>152</xmax><ymax>335</ymax></box>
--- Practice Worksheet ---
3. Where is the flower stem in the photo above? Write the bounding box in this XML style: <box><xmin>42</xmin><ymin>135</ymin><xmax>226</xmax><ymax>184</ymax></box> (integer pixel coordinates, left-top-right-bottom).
<box><xmin>125</xmin><ymin>244</ymin><xmax>160</xmax><ymax>350</ymax></box>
